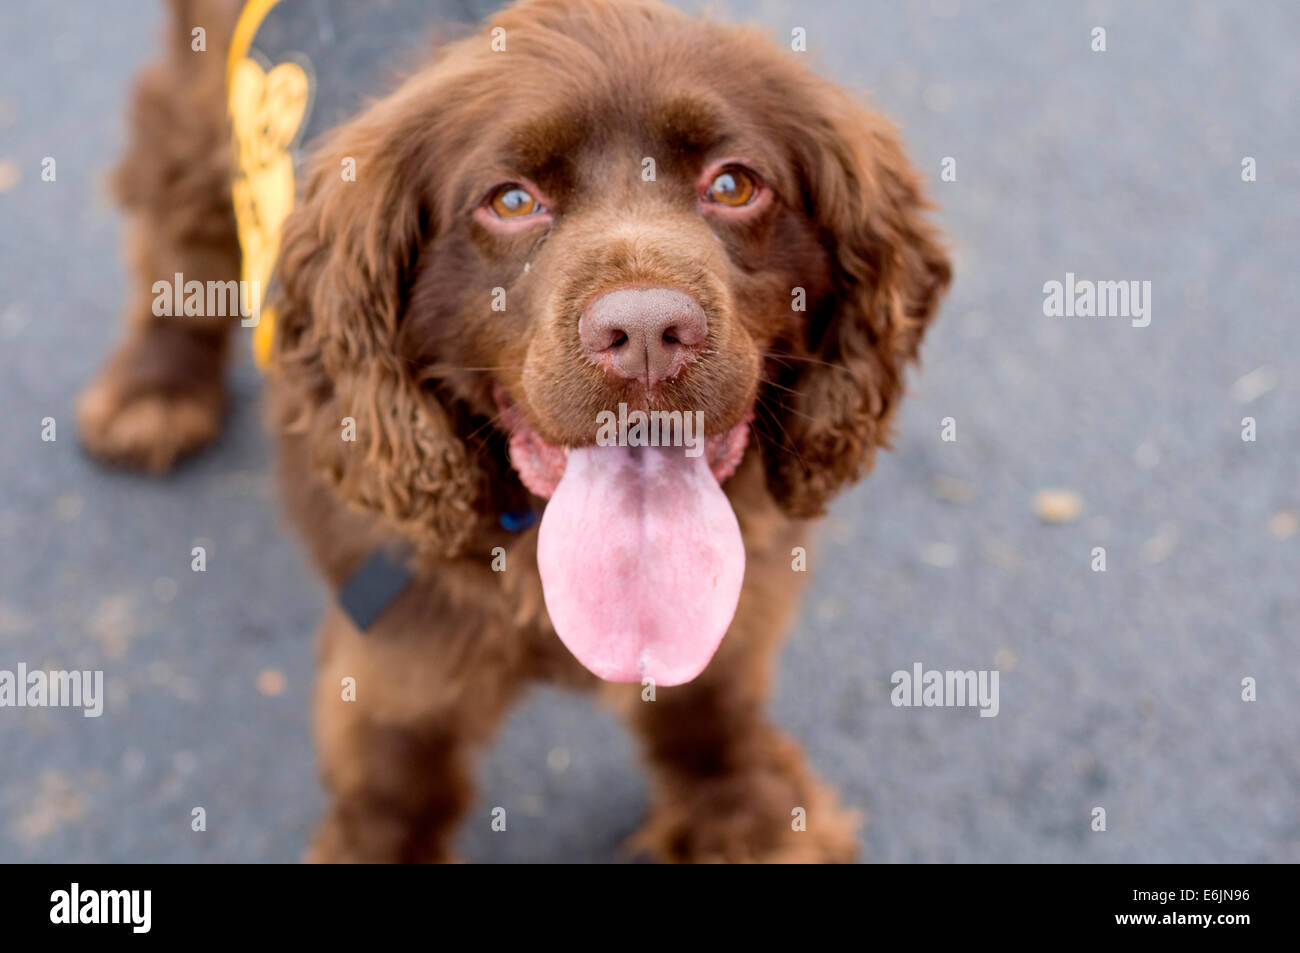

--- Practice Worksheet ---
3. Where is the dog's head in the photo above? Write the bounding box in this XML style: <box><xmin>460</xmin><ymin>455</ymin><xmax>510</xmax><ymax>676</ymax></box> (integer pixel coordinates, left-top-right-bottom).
<box><xmin>274</xmin><ymin>0</ymin><xmax>950</xmax><ymax>683</ymax></box>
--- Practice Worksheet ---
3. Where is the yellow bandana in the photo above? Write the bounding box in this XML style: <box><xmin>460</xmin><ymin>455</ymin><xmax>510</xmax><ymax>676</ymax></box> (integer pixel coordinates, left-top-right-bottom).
<box><xmin>225</xmin><ymin>0</ymin><xmax>480</xmax><ymax>368</ymax></box>
<box><xmin>227</xmin><ymin>0</ymin><xmax>308</xmax><ymax>368</ymax></box>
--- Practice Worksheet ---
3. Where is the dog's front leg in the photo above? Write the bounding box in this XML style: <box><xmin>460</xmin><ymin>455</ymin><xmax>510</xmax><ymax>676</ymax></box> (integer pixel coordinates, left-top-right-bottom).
<box><xmin>611</xmin><ymin>531</ymin><xmax>862</xmax><ymax>864</ymax></box>
<box><xmin>305</xmin><ymin>607</ymin><xmax>522</xmax><ymax>864</ymax></box>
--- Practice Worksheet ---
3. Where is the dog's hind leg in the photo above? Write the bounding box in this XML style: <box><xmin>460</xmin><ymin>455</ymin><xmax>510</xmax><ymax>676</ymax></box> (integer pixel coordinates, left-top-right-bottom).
<box><xmin>78</xmin><ymin>0</ymin><xmax>243</xmax><ymax>472</ymax></box>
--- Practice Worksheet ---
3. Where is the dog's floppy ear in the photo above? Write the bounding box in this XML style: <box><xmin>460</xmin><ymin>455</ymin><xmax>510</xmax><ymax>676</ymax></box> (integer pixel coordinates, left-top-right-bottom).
<box><xmin>272</xmin><ymin>81</ymin><xmax>483</xmax><ymax>556</ymax></box>
<box><xmin>761</xmin><ymin>85</ymin><xmax>952</xmax><ymax>518</ymax></box>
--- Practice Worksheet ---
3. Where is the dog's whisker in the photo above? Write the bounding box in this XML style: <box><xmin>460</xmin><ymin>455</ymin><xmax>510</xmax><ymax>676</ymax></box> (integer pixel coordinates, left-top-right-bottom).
<box><xmin>460</xmin><ymin>409</ymin><xmax>512</xmax><ymax>448</ymax></box>
<box><xmin>759</xmin><ymin>350</ymin><xmax>855</xmax><ymax>374</ymax></box>
<box><xmin>755</xmin><ymin>387</ymin><xmax>818</xmax><ymax>425</ymax></box>
<box><xmin>756</xmin><ymin>373</ymin><xmax>801</xmax><ymax>397</ymax></box>
<box><xmin>750</xmin><ymin>393</ymin><xmax>811</xmax><ymax>472</ymax></box>
<box><xmin>408</xmin><ymin>360</ymin><xmax>525</xmax><ymax>376</ymax></box>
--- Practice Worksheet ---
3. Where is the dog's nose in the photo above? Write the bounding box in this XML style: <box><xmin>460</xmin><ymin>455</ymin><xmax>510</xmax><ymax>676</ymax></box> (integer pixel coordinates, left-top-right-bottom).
<box><xmin>579</xmin><ymin>288</ymin><xmax>707</xmax><ymax>386</ymax></box>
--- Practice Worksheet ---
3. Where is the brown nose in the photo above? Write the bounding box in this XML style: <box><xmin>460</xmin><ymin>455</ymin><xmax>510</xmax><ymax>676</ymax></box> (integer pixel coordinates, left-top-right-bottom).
<box><xmin>579</xmin><ymin>288</ymin><xmax>707</xmax><ymax>386</ymax></box>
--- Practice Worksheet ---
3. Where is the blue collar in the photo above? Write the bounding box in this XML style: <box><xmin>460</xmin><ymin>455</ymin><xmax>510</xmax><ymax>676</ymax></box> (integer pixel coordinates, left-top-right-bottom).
<box><xmin>499</xmin><ymin>508</ymin><xmax>538</xmax><ymax>532</ymax></box>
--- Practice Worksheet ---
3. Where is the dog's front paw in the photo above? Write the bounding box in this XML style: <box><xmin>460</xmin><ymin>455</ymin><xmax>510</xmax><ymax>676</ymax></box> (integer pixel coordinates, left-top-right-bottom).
<box><xmin>306</xmin><ymin>809</ymin><xmax>461</xmax><ymax>864</ymax></box>
<box><xmin>630</xmin><ymin>766</ymin><xmax>862</xmax><ymax>864</ymax></box>
<box><xmin>78</xmin><ymin>347</ymin><xmax>223</xmax><ymax>473</ymax></box>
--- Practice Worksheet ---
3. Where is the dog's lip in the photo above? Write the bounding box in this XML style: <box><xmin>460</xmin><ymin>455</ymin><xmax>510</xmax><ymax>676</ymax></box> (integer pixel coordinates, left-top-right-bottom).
<box><xmin>493</xmin><ymin>386</ymin><xmax>751</xmax><ymax>499</ymax></box>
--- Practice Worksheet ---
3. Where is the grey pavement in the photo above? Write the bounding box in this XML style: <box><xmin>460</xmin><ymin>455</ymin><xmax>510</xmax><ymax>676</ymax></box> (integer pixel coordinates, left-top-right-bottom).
<box><xmin>0</xmin><ymin>0</ymin><xmax>1297</xmax><ymax>863</ymax></box>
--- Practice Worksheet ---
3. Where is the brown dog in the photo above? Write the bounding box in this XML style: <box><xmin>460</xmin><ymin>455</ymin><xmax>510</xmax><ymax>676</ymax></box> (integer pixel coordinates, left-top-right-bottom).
<box><xmin>80</xmin><ymin>0</ymin><xmax>950</xmax><ymax>862</ymax></box>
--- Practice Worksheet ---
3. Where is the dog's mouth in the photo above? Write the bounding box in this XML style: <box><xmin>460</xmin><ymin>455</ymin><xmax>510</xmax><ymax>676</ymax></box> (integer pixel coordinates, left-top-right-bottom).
<box><xmin>496</xmin><ymin>388</ymin><xmax>751</xmax><ymax>687</ymax></box>
<box><xmin>499</xmin><ymin>397</ymin><xmax>751</xmax><ymax>499</ymax></box>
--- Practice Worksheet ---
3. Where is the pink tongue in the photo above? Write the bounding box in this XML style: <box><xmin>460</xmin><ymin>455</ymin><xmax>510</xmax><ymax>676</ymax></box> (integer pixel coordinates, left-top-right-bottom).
<box><xmin>537</xmin><ymin>444</ymin><xmax>745</xmax><ymax>686</ymax></box>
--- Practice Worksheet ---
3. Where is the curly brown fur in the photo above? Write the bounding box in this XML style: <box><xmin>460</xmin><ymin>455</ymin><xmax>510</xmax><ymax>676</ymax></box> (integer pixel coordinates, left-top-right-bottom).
<box><xmin>86</xmin><ymin>0</ymin><xmax>949</xmax><ymax>863</ymax></box>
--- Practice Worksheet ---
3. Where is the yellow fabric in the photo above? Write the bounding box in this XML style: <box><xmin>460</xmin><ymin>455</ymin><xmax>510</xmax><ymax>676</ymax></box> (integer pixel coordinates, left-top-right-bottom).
<box><xmin>227</xmin><ymin>0</ymin><xmax>308</xmax><ymax>369</ymax></box>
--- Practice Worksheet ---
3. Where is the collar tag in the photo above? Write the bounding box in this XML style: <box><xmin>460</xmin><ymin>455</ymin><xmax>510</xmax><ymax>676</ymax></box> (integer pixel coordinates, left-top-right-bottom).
<box><xmin>499</xmin><ymin>508</ymin><xmax>537</xmax><ymax>532</ymax></box>
<box><xmin>338</xmin><ymin>548</ymin><xmax>414</xmax><ymax>632</ymax></box>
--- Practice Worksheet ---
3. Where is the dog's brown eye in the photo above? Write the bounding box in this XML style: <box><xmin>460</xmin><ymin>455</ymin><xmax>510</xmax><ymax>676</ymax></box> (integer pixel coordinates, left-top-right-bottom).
<box><xmin>489</xmin><ymin>184</ymin><xmax>540</xmax><ymax>218</ymax></box>
<box><xmin>705</xmin><ymin>168</ymin><xmax>757</xmax><ymax>206</ymax></box>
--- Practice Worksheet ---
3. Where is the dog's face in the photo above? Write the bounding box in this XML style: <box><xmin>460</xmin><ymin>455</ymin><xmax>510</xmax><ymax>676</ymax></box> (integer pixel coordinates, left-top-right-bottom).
<box><xmin>401</xmin><ymin>50</ymin><xmax>832</xmax><ymax>492</ymax></box>
<box><xmin>273</xmin><ymin>0</ymin><xmax>950</xmax><ymax>682</ymax></box>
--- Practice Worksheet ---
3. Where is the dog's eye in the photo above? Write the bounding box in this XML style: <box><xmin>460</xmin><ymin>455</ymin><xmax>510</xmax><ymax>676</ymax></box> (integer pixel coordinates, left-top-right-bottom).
<box><xmin>705</xmin><ymin>168</ymin><xmax>758</xmax><ymax>207</ymax></box>
<box><xmin>489</xmin><ymin>184</ymin><xmax>541</xmax><ymax>218</ymax></box>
